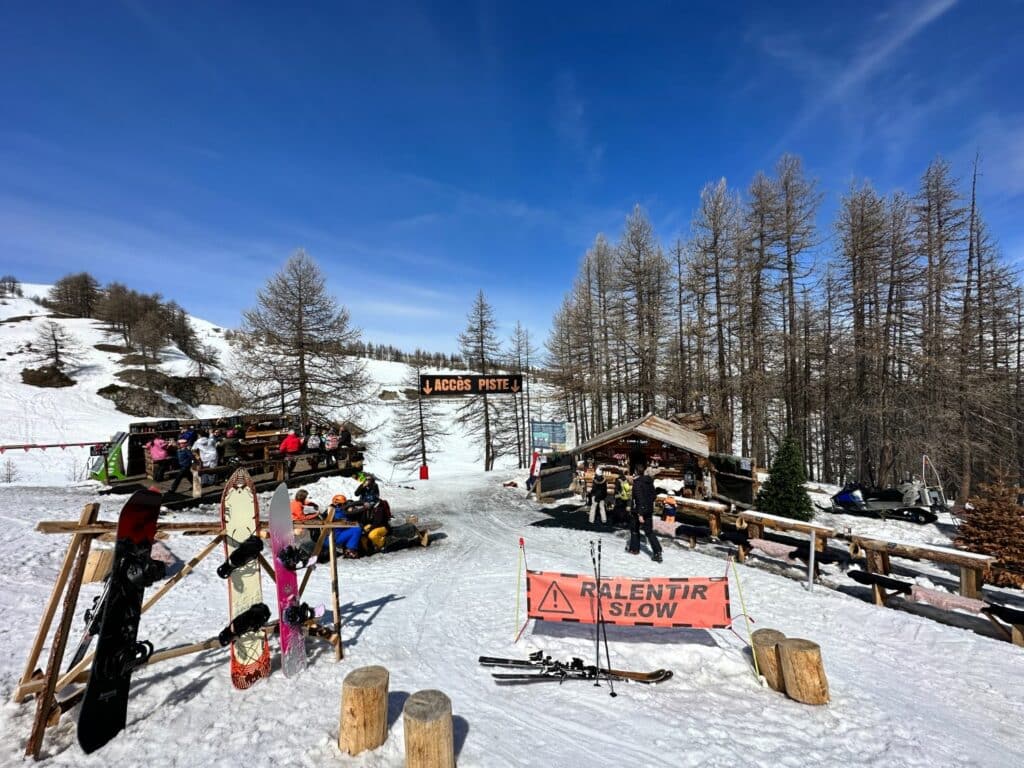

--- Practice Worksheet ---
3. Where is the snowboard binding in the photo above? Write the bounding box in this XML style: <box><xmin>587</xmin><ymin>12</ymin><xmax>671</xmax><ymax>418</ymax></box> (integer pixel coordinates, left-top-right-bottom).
<box><xmin>282</xmin><ymin>602</ymin><xmax>318</xmax><ymax>627</ymax></box>
<box><xmin>123</xmin><ymin>556</ymin><xmax>167</xmax><ymax>589</ymax></box>
<box><xmin>217</xmin><ymin>534</ymin><xmax>265</xmax><ymax>579</ymax></box>
<box><xmin>277</xmin><ymin>545</ymin><xmax>310</xmax><ymax>572</ymax></box>
<box><xmin>99</xmin><ymin>639</ymin><xmax>154</xmax><ymax>679</ymax></box>
<box><xmin>218</xmin><ymin>603</ymin><xmax>271</xmax><ymax>647</ymax></box>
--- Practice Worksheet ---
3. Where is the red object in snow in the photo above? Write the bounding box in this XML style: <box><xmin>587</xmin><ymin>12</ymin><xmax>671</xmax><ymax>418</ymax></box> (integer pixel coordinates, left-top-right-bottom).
<box><xmin>419</xmin><ymin>465</ymin><xmax>429</xmax><ymax>480</ymax></box>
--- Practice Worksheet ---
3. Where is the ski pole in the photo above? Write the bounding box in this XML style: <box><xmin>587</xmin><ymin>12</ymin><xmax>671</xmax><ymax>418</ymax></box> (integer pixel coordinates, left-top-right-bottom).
<box><xmin>598</xmin><ymin>538</ymin><xmax>616</xmax><ymax>698</ymax></box>
<box><xmin>590</xmin><ymin>541</ymin><xmax>600</xmax><ymax>686</ymax></box>
<box><xmin>514</xmin><ymin>537</ymin><xmax>524</xmax><ymax>642</ymax></box>
<box><xmin>729</xmin><ymin>556</ymin><xmax>762</xmax><ymax>683</ymax></box>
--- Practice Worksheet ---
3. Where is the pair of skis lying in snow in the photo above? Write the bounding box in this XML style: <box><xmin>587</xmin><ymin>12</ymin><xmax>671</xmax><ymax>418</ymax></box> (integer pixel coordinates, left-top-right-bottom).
<box><xmin>479</xmin><ymin>651</ymin><xmax>673</xmax><ymax>685</ymax></box>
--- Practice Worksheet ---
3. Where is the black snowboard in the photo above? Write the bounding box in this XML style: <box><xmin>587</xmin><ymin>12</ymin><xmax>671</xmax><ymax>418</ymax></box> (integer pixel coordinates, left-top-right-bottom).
<box><xmin>77</xmin><ymin>489</ymin><xmax>165</xmax><ymax>754</ymax></box>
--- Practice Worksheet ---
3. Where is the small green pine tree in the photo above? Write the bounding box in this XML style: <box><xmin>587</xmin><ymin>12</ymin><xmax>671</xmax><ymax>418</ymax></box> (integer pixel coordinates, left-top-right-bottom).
<box><xmin>756</xmin><ymin>434</ymin><xmax>813</xmax><ymax>521</ymax></box>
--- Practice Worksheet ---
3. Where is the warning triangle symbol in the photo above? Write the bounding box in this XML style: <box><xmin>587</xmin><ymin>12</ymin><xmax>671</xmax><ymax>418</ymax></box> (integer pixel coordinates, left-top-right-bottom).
<box><xmin>537</xmin><ymin>581</ymin><xmax>575</xmax><ymax>615</ymax></box>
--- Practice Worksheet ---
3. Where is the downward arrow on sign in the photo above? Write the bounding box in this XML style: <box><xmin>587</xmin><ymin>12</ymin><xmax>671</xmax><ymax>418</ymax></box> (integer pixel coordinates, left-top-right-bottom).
<box><xmin>422</xmin><ymin>381</ymin><xmax>433</xmax><ymax>395</ymax></box>
<box><xmin>511</xmin><ymin>381</ymin><xmax>520</xmax><ymax>393</ymax></box>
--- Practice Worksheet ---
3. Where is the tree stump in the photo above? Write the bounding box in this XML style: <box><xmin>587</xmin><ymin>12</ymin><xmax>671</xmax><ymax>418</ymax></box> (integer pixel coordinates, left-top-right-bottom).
<box><xmin>403</xmin><ymin>689</ymin><xmax>454</xmax><ymax>768</ymax></box>
<box><xmin>751</xmin><ymin>628</ymin><xmax>786</xmax><ymax>692</ymax></box>
<box><xmin>339</xmin><ymin>665</ymin><xmax>389</xmax><ymax>755</ymax></box>
<box><xmin>779</xmin><ymin>638</ymin><xmax>829</xmax><ymax>705</ymax></box>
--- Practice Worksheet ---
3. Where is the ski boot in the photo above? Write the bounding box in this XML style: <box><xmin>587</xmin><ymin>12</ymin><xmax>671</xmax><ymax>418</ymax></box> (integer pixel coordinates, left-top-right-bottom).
<box><xmin>651</xmin><ymin>551</ymin><xmax>663</xmax><ymax>563</ymax></box>
<box><xmin>218</xmin><ymin>603</ymin><xmax>271</xmax><ymax>646</ymax></box>
<box><xmin>217</xmin><ymin>534</ymin><xmax>265</xmax><ymax>578</ymax></box>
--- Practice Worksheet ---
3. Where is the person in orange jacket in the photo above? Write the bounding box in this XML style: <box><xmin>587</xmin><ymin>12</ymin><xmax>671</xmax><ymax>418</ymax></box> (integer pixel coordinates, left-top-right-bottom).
<box><xmin>291</xmin><ymin>489</ymin><xmax>329</xmax><ymax>562</ymax></box>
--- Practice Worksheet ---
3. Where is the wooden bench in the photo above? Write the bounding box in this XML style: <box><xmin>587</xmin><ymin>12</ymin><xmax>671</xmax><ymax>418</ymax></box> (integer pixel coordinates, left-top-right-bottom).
<box><xmin>655</xmin><ymin>495</ymin><xmax>730</xmax><ymax>539</ymax></box>
<box><xmin>736</xmin><ymin>511</ymin><xmax>836</xmax><ymax>561</ymax></box>
<box><xmin>850</xmin><ymin>535</ymin><xmax>996</xmax><ymax>599</ymax></box>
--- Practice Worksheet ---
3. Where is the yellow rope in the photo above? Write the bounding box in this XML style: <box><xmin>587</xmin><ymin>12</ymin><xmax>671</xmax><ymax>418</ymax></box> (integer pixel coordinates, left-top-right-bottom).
<box><xmin>730</xmin><ymin>557</ymin><xmax>761</xmax><ymax>681</ymax></box>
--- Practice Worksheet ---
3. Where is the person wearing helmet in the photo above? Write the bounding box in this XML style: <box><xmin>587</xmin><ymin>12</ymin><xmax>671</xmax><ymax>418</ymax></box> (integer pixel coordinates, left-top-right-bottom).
<box><xmin>324</xmin><ymin>493</ymin><xmax>362</xmax><ymax>558</ymax></box>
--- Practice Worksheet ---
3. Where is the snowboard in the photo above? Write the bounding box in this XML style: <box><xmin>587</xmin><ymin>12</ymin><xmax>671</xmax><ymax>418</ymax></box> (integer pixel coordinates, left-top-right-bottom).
<box><xmin>268</xmin><ymin>483</ymin><xmax>307</xmax><ymax>677</ymax></box>
<box><xmin>220</xmin><ymin>469</ymin><xmax>271</xmax><ymax>689</ymax></box>
<box><xmin>77</xmin><ymin>489</ymin><xmax>165</xmax><ymax>754</ymax></box>
<box><xmin>848</xmin><ymin>569</ymin><xmax>912</xmax><ymax>594</ymax></box>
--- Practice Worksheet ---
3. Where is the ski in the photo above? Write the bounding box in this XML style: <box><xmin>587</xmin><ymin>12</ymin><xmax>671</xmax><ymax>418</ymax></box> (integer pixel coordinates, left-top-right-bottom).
<box><xmin>77</xmin><ymin>489</ymin><xmax>165</xmax><ymax>754</ymax></box>
<box><xmin>492</xmin><ymin>668</ymin><xmax>673</xmax><ymax>685</ymax></box>
<box><xmin>216</xmin><ymin>534</ymin><xmax>264</xmax><ymax>579</ymax></box>
<box><xmin>479</xmin><ymin>654</ymin><xmax>672</xmax><ymax>684</ymax></box>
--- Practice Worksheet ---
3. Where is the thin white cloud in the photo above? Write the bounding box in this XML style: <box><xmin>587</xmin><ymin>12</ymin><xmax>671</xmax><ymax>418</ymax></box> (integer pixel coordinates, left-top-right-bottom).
<box><xmin>769</xmin><ymin>0</ymin><xmax>958</xmax><ymax>152</ymax></box>
<box><xmin>553</xmin><ymin>71</ymin><xmax>604</xmax><ymax>179</ymax></box>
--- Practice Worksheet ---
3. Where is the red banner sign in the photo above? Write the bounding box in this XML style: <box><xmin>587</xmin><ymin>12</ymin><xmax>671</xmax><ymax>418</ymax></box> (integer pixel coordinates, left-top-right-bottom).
<box><xmin>526</xmin><ymin>570</ymin><xmax>731</xmax><ymax>629</ymax></box>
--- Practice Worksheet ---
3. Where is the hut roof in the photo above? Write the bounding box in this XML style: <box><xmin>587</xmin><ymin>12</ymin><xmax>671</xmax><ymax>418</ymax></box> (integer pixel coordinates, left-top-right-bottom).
<box><xmin>569</xmin><ymin>413</ymin><xmax>709</xmax><ymax>458</ymax></box>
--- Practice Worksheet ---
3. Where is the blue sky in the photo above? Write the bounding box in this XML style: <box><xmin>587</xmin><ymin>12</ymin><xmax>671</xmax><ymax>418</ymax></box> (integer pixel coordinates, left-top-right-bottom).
<box><xmin>2</xmin><ymin>1</ymin><xmax>1023</xmax><ymax>354</ymax></box>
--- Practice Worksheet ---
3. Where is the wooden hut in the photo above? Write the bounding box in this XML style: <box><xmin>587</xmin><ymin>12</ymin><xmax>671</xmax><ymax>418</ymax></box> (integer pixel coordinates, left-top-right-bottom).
<box><xmin>568</xmin><ymin>413</ymin><xmax>712</xmax><ymax>498</ymax></box>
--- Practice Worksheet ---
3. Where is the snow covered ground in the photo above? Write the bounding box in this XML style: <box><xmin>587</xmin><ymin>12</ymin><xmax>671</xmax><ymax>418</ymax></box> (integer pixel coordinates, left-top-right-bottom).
<box><xmin>2</xmin><ymin>465</ymin><xmax>1024</xmax><ymax>766</ymax></box>
<box><xmin>2</xmin><ymin>291</ymin><xmax>1024</xmax><ymax>766</ymax></box>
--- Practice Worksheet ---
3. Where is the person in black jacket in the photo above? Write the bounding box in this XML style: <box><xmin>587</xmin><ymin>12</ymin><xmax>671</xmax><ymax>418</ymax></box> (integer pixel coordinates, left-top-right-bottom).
<box><xmin>627</xmin><ymin>465</ymin><xmax>663</xmax><ymax>562</ymax></box>
<box><xmin>589</xmin><ymin>470</ymin><xmax>608</xmax><ymax>525</ymax></box>
<box><xmin>166</xmin><ymin>438</ymin><xmax>195</xmax><ymax>495</ymax></box>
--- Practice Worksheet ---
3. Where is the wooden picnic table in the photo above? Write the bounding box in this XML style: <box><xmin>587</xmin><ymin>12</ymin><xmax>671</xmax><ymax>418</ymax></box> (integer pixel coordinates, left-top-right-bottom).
<box><xmin>851</xmin><ymin>535</ymin><xmax>995</xmax><ymax>599</ymax></box>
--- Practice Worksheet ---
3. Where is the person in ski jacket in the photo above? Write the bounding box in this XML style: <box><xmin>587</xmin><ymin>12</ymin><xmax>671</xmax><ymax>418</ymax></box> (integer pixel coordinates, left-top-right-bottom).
<box><xmin>194</xmin><ymin>432</ymin><xmax>219</xmax><ymax>468</ymax></box>
<box><xmin>278</xmin><ymin>429</ymin><xmax>303</xmax><ymax>476</ymax></box>
<box><xmin>221</xmin><ymin>429</ymin><xmax>241</xmax><ymax>463</ymax></box>
<box><xmin>166</xmin><ymin>438</ymin><xmax>195</xmax><ymax>494</ymax></box>
<box><xmin>279</xmin><ymin>429</ymin><xmax>302</xmax><ymax>455</ymax></box>
<box><xmin>612</xmin><ymin>475</ymin><xmax>632</xmax><ymax>525</ymax></box>
<box><xmin>354</xmin><ymin>475</ymin><xmax>380</xmax><ymax>505</ymax></box>
<box><xmin>305</xmin><ymin>428</ymin><xmax>325</xmax><ymax>470</ymax></box>
<box><xmin>339</xmin><ymin>426</ymin><xmax>353</xmax><ymax>447</ymax></box>
<box><xmin>361</xmin><ymin>499</ymin><xmax>392</xmax><ymax>553</ymax></box>
<box><xmin>146</xmin><ymin>436</ymin><xmax>170</xmax><ymax>481</ymax></box>
<box><xmin>627</xmin><ymin>466</ymin><xmax>663</xmax><ymax>562</ymax></box>
<box><xmin>290</xmin><ymin>488</ymin><xmax>328</xmax><ymax>557</ymax></box>
<box><xmin>324</xmin><ymin>494</ymin><xmax>362</xmax><ymax>557</ymax></box>
<box><xmin>290</xmin><ymin>489</ymin><xmax>320</xmax><ymax>522</ymax></box>
<box><xmin>589</xmin><ymin>470</ymin><xmax>608</xmax><ymax>525</ymax></box>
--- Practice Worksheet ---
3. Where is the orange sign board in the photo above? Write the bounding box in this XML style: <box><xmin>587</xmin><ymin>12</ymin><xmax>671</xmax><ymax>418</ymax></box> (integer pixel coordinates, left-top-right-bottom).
<box><xmin>526</xmin><ymin>570</ymin><xmax>731</xmax><ymax>628</ymax></box>
<box><xmin>419</xmin><ymin>375</ymin><xmax>523</xmax><ymax>396</ymax></box>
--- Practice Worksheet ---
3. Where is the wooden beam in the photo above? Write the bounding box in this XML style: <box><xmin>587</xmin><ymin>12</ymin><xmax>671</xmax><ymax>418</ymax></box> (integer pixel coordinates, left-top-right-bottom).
<box><xmin>17</xmin><ymin>503</ymin><xmax>99</xmax><ymax>700</ymax></box>
<box><xmin>329</xmin><ymin>533</ymin><xmax>343</xmax><ymax>661</ymax></box>
<box><xmin>141</xmin><ymin>535</ymin><xmax>224</xmax><ymax>614</ymax></box>
<box><xmin>959</xmin><ymin>565</ymin><xmax>983</xmax><ymax>600</ymax></box>
<box><xmin>25</xmin><ymin>511</ymin><xmax>96</xmax><ymax>758</ymax></box>
<box><xmin>850</xmin><ymin>535</ymin><xmax>995</xmax><ymax>571</ymax></box>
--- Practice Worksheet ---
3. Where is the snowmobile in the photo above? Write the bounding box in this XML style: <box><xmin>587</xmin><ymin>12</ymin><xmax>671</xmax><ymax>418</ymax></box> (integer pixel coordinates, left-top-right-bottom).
<box><xmin>821</xmin><ymin>480</ymin><xmax>945</xmax><ymax>524</ymax></box>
